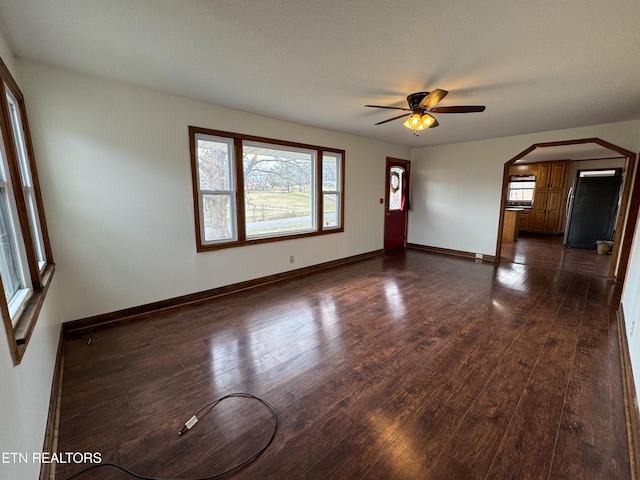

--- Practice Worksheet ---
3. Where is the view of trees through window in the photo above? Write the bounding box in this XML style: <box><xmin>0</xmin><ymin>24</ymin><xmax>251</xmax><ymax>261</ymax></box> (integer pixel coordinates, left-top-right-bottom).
<box><xmin>197</xmin><ymin>137</ymin><xmax>235</xmax><ymax>242</ymax></box>
<box><xmin>192</xmin><ymin>127</ymin><xmax>344</xmax><ymax>249</ymax></box>
<box><xmin>243</xmin><ymin>143</ymin><xmax>314</xmax><ymax>236</ymax></box>
<box><xmin>322</xmin><ymin>153</ymin><xmax>340</xmax><ymax>228</ymax></box>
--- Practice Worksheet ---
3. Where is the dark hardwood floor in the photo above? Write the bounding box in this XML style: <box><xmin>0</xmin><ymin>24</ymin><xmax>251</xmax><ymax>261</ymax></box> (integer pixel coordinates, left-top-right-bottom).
<box><xmin>501</xmin><ymin>232</ymin><xmax>612</xmax><ymax>278</ymax></box>
<box><xmin>55</xmin><ymin>250</ymin><xmax>629</xmax><ymax>480</ymax></box>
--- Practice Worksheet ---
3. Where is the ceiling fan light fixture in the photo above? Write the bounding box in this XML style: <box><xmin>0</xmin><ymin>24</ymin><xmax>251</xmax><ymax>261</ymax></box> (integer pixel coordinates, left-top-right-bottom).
<box><xmin>409</xmin><ymin>113</ymin><xmax>422</xmax><ymax>127</ymax></box>
<box><xmin>402</xmin><ymin>118</ymin><xmax>427</xmax><ymax>131</ymax></box>
<box><xmin>403</xmin><ymin>112</ymin><xmax>433</xmax><ymax>134</ymax></box>
<box><xmin>421</xmin><ymin>114</ymin><xmax>434</xmax><ymax>127</ymax></box>
<box><xmin>366</xmin><ymin>88</ymin><xmax>485</xmax><ymax>134</ymax></box>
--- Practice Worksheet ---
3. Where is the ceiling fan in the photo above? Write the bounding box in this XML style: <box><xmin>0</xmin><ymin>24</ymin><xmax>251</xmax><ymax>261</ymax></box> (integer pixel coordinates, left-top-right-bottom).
<box><xmin>365</xmin><ymin>89</ymin><xmax>485</xmax><ymax>135</ymax></box>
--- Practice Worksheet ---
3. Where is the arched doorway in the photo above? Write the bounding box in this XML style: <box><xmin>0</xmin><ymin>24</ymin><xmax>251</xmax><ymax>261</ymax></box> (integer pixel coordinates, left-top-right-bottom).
<box><xmin>496</xmin><ymin>138</ymin><xmax>639</xmax><ymax>282</ymax></box>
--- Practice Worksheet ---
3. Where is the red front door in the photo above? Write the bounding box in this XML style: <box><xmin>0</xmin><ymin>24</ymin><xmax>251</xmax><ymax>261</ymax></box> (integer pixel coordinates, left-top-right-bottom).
<box><xmin>384</xmin><ymin>158</ymin><xmax>410</xmax><ymax>251</ymax></box>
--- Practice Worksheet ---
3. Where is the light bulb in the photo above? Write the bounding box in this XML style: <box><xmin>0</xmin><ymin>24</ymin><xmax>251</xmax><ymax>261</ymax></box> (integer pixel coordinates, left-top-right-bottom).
<box><xmin>421</xmin><ymin>114</ymin><xmax>434</xmax><ymax>127</ymax></box>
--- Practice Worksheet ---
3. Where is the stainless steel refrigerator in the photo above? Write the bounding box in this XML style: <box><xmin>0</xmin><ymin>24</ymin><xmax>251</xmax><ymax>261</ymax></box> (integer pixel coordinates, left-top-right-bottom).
<box><xmin>563</xmin><ymin>175</ymin><xmax>622</xmax><ymax>249</ymax></box>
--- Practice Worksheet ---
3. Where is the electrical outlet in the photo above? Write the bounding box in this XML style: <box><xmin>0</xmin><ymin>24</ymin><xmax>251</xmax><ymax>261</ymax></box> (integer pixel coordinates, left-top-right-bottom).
<box><xmin>289</xmin><ymin>255</ymin><xmax>294</xmax><ymax>264</ymax></box>
<box><xmin>475</xmin><ymin>253</ymin><xmax>483</xmax><ymax>259</ymax></box>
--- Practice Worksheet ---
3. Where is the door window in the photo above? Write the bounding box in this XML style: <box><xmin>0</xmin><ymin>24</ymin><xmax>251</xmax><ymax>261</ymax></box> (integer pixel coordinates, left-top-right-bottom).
<box><xmin>389</xmin><ymin>166</ymin><xmax>405</xmax><ymax>211</ymax></box>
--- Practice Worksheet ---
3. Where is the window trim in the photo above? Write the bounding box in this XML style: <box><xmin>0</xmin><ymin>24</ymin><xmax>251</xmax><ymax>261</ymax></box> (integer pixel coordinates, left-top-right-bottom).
<box><xmin>194</xmin><ymin>133</ymin><xmax>238</xmax><ymax>243</ymax></box>
<box><xmin>506</xmin><ymin>174</ymin><xmax>536</xmax><ymax>207</ymax></box>
<box><xmin>189</xmin><ymin>126</ymin><xmax>345</xmax><ymax>251</ymax></box>
<box><xmin>321</xmin><ymin>151</ymin><xmax>343</xmax><ymax>230</ymax></box>
<box><xmin>0</xmin><ymin>56</ymin><xmax>54</xmax><ymax>365</ymax></box>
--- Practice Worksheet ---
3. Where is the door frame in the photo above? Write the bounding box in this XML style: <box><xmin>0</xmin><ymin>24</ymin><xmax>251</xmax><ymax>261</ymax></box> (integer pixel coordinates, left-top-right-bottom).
<box><xmin>495</xmin><ymin>137</ymin><xmax>639</xmax><ymax>282</ymax></box>
<box><xmin>384</xmin><ymin>157</ymin><xmax>411</xmax><ymax>252</ymax></box>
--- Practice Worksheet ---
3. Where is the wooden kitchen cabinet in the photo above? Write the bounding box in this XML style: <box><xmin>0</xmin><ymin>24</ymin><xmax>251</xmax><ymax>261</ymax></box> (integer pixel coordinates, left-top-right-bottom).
<box><xmin>518</xmin><ymin>210</ymin><xmax>531</xmax><ymax>231</ymax></box>
<box><xmin>528</xmin><ymin>161</ymin><xmax>568</xmax><ymax>234</ymax></box>
<box><xmin>549</xmin><ymin>163</ymin><xmax>567</xmax><ymax>189</ymax></box>
<box><xmin>503</xmin><ymin>209</ymin><xmax>522</xmax><ymax>242</ymax></box>
<box><xmin>537</xmin><ymin>163</ymin><xmax>551</xmax><ymax>190</ymax></box>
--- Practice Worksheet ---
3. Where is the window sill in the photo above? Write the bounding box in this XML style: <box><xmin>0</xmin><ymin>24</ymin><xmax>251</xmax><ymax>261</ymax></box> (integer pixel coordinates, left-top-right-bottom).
<box><xmin>197</xmin><ymin>228</ymin><xmax>344</xmax><ymax>252</ymax></box>
<box><xmin>10</xmin><ymin>263</ymin><xmax>55</xmax><ymax>364</ymax></box>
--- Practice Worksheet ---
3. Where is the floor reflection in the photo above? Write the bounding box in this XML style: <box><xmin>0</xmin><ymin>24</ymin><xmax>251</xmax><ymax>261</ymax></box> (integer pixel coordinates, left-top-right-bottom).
<box><xmin>501</xmin><ymin>232</ymin><xmax>611</xmax><ymax>277</ymax></box>
<box><xmin>383</xmin><ymin>279</ymin><xmax>407</xmax><ymax>321</ymax></box>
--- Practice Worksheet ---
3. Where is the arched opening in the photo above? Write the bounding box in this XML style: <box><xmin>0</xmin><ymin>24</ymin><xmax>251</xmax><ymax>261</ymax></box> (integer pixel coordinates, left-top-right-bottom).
<box><xmin>495</xmin><ymin>138</ymin><xmax>639</xmax><ymax>282</ymax></box>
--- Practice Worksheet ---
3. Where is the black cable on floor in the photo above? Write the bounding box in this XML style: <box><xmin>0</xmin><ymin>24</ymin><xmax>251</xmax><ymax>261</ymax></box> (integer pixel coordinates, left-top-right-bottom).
<box><xmin>65</xmin><ymin>393</ymin><xmax>278</xmax><ymax>480</ymax></box>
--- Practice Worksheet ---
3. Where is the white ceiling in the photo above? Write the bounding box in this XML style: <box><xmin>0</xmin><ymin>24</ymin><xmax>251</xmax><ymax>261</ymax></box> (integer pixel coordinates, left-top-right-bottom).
<box><xmin>1</xmin><ymin>1</ymin><xmax>640</xmax><ymax>148</ymax></box>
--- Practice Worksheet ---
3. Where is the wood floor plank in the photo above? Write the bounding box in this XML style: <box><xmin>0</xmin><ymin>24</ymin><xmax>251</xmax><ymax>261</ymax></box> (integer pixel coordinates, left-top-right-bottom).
<box><xmin>485</xmin><ymin>384</ymin><xmax>566</xmax><ymax>480</ymax></box>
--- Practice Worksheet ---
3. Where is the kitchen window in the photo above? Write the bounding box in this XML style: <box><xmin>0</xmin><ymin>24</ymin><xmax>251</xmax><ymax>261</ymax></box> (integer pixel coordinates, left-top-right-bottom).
<box><xmin>190</xmin><ymin>127</ymin><xmax>345</xmax><ymax>250</ymax></box>
<box><xmin>507</xmin><ymin>175</ymin><xmax>536</xmax><ymax>207</ymax></box>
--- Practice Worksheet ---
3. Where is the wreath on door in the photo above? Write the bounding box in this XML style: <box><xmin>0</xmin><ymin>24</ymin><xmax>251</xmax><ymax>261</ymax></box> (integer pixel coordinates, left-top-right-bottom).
<box><xmin>390</xmin><ymin>171</ymin><xmax>401</xmax><ymax>193</ymax></box>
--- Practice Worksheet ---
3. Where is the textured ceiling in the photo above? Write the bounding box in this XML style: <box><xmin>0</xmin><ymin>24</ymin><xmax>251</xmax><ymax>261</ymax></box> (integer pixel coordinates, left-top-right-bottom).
<box><xmin>1</xmin><ymin>0</ymin><xmax>639</xmax><ymax>148</ymax></box>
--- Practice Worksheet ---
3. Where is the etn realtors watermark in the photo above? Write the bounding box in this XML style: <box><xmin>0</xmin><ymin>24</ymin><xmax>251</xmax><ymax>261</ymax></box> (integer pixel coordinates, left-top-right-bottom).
<box><xmin>2</xmin><ymin>451</ymin><xmax>102</xmax><ymax>464</ymax></box>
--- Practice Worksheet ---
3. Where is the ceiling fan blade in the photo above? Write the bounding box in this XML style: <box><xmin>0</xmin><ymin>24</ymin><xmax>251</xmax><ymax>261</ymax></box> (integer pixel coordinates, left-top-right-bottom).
<box><xmin>429</xmin><ymin>105</ymin><xmax>486</xmax><ymax>113</ymax></box>
<box><xmin>418</xmin><ymin>89</ymin><xmax>448</xmax><ymax>108</ymax></box>
<box><xmin>365</xmin><ymin>105</ymin><xmax>412</xmax><ymax>111</ymax></box>
<box><xmin>374</xmin><ymin>113</ymin><xmax>410</xmax><ymax>125</ymax></box>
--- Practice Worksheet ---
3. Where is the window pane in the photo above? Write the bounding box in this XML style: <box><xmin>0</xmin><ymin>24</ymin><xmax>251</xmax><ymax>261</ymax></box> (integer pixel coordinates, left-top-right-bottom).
<box><xmin>389</xmin><ymin>166</ymin><xmax>404</xmax><ymax>211</ymax></box>
<box><xmin>322</xmin><ymin>153</ymin><xmax>339</xmax><ymax>191</ymax></box>
<box><xmin>508</xmin><ymin>188</ymin><xmax>534</xmax><ymax>202</ymax></box>
<box><xmin>322</xmin><ymin>153</ymin><xmax>341</xmax><ymax>229</ymax></box>
<box><xmin>202</xmin><ymin>194</ymin><xmax>234</xmax><ymax>241</ymax></box>
<box><xmin>323</xmin><ymin>193</ymin><xmax>339</xmax><ymax>228</ymax></box>
<box><xmin>6</xmin><ymin>93</ymin><xmax>32</xmax><ymax>187</ymax></box>
<box><xmin>243</xmin><ymin>142</ymin><xmax>315</xmax><ymax>237</ymax></box>
<box><xmin>0</xmin><ymin>188</ymin><xmax>22</xmax><ymax>302</ymax></box>
<box><xmin>6</xmin><ymin>90</ymin><xmax>46</xmax><ymax>267</ymax></box>
<box><xmin>197</xmin><ymin>137</ymin><xmax>233</xmax><ymax>191</ymax></box>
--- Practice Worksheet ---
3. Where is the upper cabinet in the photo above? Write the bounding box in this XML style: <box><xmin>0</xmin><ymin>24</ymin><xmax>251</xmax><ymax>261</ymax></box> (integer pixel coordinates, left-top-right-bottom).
<box><xmin>528</xmin><ymin>161</ymin><xmax>568</xmax><ymax>234</ymax></box>
<box><xmin>508</xmin><ymin>161</ymin><xmax>569</xmax><ymax>234</ymax></box>
<box><xmin>537</xmin><ymin>162</ymin><xmax>567</xmax><ymax>190</ymax></box>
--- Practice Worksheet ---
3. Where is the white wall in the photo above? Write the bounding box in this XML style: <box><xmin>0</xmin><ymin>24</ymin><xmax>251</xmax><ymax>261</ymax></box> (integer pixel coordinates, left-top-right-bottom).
<box><xmin>18</xmin><ymin>60</ymin><xmax>410</xmax><ymax>322</ymax></box>
<box><xmin>622</xmin><ymin>204</ymin><xmax>640</xmax><ymax>402</ymax></box>
<box><xmin>409</xmin><ymin>121</ymin><xmax>640</xmax><ymax>256</ymax></box>
<box><xmin>0</xmin><ymin>38</ymin><xmax>63</xmax><ymax>480</ymax></box>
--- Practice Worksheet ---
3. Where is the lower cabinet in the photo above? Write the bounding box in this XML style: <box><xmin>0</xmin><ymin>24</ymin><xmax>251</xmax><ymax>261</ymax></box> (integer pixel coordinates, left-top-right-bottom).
<box><xmin>518</xmin><ymin>210</ymin><xmax>531</xmax><ymax>231</ymax></box>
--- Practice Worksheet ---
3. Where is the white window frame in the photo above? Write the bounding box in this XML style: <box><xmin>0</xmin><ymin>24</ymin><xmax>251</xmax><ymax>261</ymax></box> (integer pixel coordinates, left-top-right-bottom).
<box><xmin>6</xmin><ymin>89</ymin><xmax>47</xmax><ymax>271</ymax></box>
<box><xmin>0</xmin><ymin>126</ymin><xmax>31</xmax><ymax>323</ymax></box>
<box><xmin>322</xmin><ymin>152</ymin><xmax>342</xmax><ymax>230</ymax></box>
<box><xmin>195</xmin><ymin>134</ymin><xmax>238</xmax><ymax>245</ymax></box>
